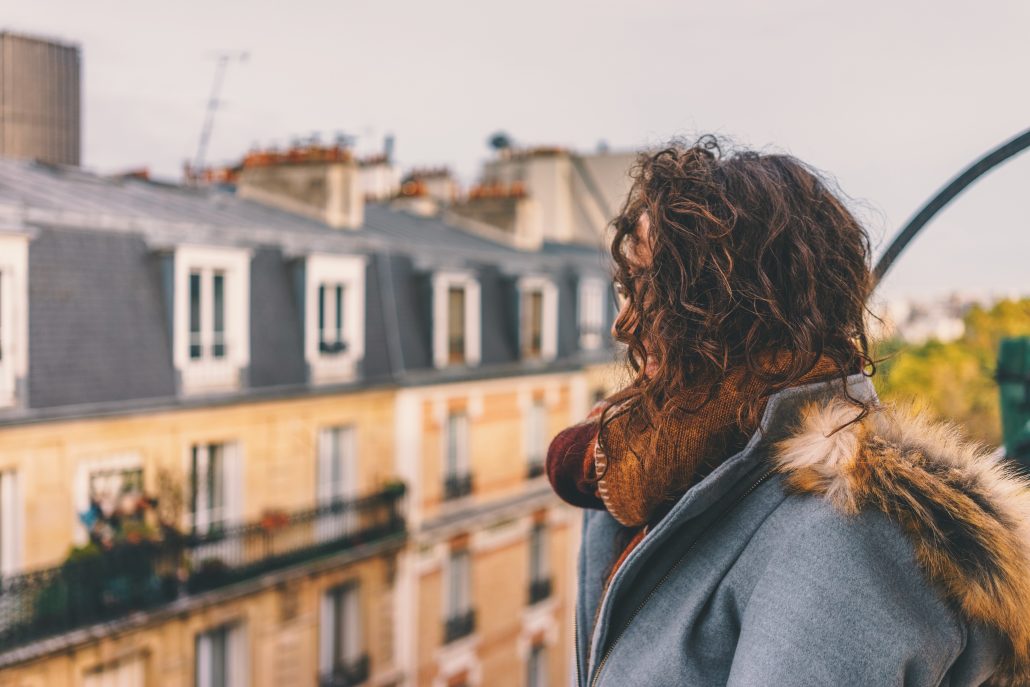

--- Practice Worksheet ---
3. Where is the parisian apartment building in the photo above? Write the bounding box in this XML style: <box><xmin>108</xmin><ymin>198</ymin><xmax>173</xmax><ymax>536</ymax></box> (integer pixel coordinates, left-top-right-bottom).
<box><xmin>0</xmin><ymin>141</ymin><xmax>622</xmax><ymax>687</ymax></box>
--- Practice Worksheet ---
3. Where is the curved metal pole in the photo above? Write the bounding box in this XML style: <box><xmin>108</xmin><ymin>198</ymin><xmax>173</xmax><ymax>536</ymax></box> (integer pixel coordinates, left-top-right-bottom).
<box><xmin>873</xmin><ymin>127</ymin><xmax>1030</xmax><ymax>286</ymax></box>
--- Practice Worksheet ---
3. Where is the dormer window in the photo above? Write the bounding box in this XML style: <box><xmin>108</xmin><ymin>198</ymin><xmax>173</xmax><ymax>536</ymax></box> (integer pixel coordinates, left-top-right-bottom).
<box><xmin>173</xmin><ymin>246</ymin><xmax>250</xmax><ymax>396</ymax></box>
<box><xmin>0</xmin><ymin>234</ymin><xmax>28</xmax><ymax>409</ymax></box>
<box><xmin>305</xmin><ymin>254</ymin><xmax>366</xmax><ymax>384</ymax></box>
<box><xmin>578</xmin><ymin>277</ymin><xmax>606</xmax><ymax>351</ymax></box>
<box><xmin>518</xmin><ymin>276</ymin><xmax>557</xmax><ymax>362</ymax></box>
<box><xmin>433</xmin><ymin>272</ymin><xmax>480</xmax><ymax>368</ymax></box>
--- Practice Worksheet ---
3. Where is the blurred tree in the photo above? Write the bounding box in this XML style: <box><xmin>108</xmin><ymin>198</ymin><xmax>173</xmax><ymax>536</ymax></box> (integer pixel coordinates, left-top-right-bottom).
<box><xmin>873</xmin><ymin>298</ymin><xmax>1030</xmax><ymax>446</ymax></box>
<box><xmin>488</xmin><ymin>131</ymin><xmax>513</xmax><ymax>151</ymax></box>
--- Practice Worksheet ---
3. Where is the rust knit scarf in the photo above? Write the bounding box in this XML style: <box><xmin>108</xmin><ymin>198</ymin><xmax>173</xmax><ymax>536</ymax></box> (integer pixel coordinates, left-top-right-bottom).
<box><xmin>548</xmin><ymin>356</ymin><xmax>842</xmax><ymax>529</ymax></box>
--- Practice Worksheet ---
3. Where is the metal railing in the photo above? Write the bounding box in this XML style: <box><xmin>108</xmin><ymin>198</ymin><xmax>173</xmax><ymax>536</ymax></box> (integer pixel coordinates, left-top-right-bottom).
<box><xmin>443</xmin><ymin>473</ymin><xmax>473</xmax><ymax>501</ymax></box>
<box><xmin>526</xmin><ymin>460</ymin><xmax>545</xmax><ymax>479</ymax></box>
<box><xmin>443</xmin><ymin>608</ymin><xmax>476</xmax><ymax>643</ymax></box>
<box><xmin>319</xmin><ymin>652</ymin><xmax>371</xmax><ymax>687</ymax></box>
<box><xmin>528</xmin><ymin>577</ymin><xmax>552</xmax><ymax>605</ymax></box>
<box><xmin>0</xmin><ymin>486</ymin><xmax>405</xmax><ymax>654</ymax></box>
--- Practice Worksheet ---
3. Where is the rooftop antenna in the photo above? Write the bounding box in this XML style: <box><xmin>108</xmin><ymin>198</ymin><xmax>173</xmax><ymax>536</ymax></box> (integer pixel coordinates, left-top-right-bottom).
<box><xmin>191</xmin><ymin>51</ymin><xmax>248</xmax><ymax>180</ymax></box>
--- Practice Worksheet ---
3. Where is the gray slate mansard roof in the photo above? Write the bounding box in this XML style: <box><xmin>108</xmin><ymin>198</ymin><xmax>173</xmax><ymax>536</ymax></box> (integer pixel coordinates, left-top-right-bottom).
<box><xmin>0</xmin><ymin>159</ymin><xmax>616</xmax><ymax>422</ymax></box>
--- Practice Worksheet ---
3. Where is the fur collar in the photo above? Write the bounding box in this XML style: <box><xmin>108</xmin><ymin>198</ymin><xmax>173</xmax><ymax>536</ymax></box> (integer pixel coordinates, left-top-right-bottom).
<box><xmin>774</xmin><ymin>399</ymin><xmax>1030</xmax><ymax>687</ymax></box>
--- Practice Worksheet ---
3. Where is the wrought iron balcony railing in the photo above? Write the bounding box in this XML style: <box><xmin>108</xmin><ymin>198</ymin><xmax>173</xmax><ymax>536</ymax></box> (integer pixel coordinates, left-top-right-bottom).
<box><xmin>0</xmin><ymin>486</ymin><xmax>406</xmax><ymax>655</ymax></box>
<box><xmin>319</xmin><ymin>652</ymin><xmax>371</xmax><ymax>687</ymax></box>
<box><xmin>526</xmin><ymin>460</ymin><xmax>545</xmax><ymax>479</ymax></box>
<box><xmin>528</xmin><ymin>576</ymin><xmax>552</xmax><ymax>605</ymax></box>
<box><xmin>443</xmin><ymin>472</ymin><xmax>473</xmax><ymax>501</ymax></box>
<box><xmin>443</xmin><ymin>607</ymin><xmax>476</xmax><ymax>643</ymax></box>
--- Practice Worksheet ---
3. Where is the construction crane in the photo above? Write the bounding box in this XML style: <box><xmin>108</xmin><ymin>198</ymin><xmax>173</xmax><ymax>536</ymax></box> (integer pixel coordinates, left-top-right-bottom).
<box><xmin>191</xmin><ymin>51</ymin><xmax>248</xmax><ymax>181</ymax></box>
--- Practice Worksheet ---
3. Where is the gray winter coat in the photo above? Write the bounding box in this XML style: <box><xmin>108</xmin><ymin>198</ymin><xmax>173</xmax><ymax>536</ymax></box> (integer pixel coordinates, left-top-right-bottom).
<box><xmin>575</xmin><ymin>373</ymin><xmax>1030</xmax><ymax>686</ymax></box>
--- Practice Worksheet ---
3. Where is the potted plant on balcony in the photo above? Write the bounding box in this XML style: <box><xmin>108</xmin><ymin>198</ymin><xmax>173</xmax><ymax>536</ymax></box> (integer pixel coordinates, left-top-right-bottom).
<box><xmin>380</xmin><ymin>477</ymin><xmax>407</xmax><ymax>498</ymax></box>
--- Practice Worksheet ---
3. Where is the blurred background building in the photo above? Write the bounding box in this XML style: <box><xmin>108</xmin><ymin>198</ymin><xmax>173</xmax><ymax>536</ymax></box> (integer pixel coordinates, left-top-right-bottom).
<box><xmin>0</xmin><ymin>30</ymin><xmax>630</xmax><ymax>687</ymax></box>
<box><xmin>0</xmin><ymin>32</ymin><xmax>81</xmax><ymax>167</ymax></box>
<box><xmin>0</xmin><ymin>140</ymin><xmax>623</xmax><ymax>686</ymax></box>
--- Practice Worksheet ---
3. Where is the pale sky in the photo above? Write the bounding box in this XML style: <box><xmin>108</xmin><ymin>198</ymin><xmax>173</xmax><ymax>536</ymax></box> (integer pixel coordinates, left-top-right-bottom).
<box><xmin>6</xmin><ymin>0</ymin><xmax>1030</xmax><ymax>302</ymax></box>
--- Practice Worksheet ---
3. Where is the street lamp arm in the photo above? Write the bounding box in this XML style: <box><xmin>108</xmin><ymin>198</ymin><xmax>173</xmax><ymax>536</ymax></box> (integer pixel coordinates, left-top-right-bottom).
<box><xmin>873</xmin><ymin>127</ymin><xmax>1030</xmax><ymax>286</ymax></box>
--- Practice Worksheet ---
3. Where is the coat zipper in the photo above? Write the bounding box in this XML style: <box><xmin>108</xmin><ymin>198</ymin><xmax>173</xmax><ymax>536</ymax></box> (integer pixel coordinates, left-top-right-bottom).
<box><xmin>588</xmin><ymin>467</ymin><xmax>777</xmax><ymax>687</ymax></box>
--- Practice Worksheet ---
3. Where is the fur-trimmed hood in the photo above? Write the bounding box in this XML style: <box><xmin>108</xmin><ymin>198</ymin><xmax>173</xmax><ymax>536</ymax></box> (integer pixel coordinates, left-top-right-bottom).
<box><xmin>775</xmin><ymin>400</ymin><xmax>1030</xmax><ymax>687</ymax></box>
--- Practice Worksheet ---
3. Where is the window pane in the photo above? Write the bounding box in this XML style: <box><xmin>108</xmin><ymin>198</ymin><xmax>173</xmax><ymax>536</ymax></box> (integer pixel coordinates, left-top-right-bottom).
<box><xmin>211</xmin><ymin>627</ymin><xmax>228</xmax><ymax>687</ymax></box>
<box><xmin>318</xmin><ymin>284</ymin><xmax>326</xmax><ymax>345</ymax></box>
<box><xmin>190</xmin><ymin>445</ymin><xmax>200</xmax><ymax>526</ymax></box>
<box><xmin>333</xmin><ymin>588</ymin><xmax>345</xmax><ymax>666</ymax></box>
<box><xmin>209</xmin><ymin>444</ymin><xmax>225</xmax><ymax>528</ymax></box>
<box><xmin>530</xmin><ymin>524</ymin><xmax>547</xmax><ymax>581</ymax></box>
<box><xmin>212</xmin><ymin>271</ymin><xmax>226</xmax><ymax>358</ymax></box>
<box><xmin>525</xmin><ymin>290</ymin><xmax>544</xmax><ymax>357</ymax></box>
<box><xmin>0</xmin><ymin>272</ymin><xmax>5</xmax><ymax>362</ymax></box>
<box><xmin>335</xmin><ymin>284</ymin><xmax>344</xmax><ymax>344</ymax></box>
<box><xmin>448</xmin><ymin>550</ymin><xmax>470</xmax><ymax>616</ymax></box>
<box><xmin>447</xmin><ymin>286</ymin><xmax>465</xmax><ymax>363</ymax></box>
<box><xmin>189</xmin><ymin>271</ymin><xmax>202</xmax><ymax>359</ymax></box>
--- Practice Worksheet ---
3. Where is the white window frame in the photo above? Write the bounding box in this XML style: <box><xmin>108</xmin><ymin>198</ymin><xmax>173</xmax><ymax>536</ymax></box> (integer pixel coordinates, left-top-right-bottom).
<box><xmin>0</xmin><ymin>470</ymin><xmax>21</xmax><ymax>577</ymax></box>
<box><xmin>174</xmin><ymin>245</ymin><xmax>251</xmax><ymax>395</ymax></box>
<box><xmin>432</xmin><ymin>272</ymin><xmax>481</xmax><ymax>369</ymax></box>
<box><xmin>0</xmin><ymin>235</ymin><xmax>29</xmax><ymax>408</ymax></box>
<box><xmin>443</xmin><ymin>411</ymin><xmax>470</xmax><ymax>479</ymax></box>
<box><xmin>196</xmin><ymin>622</ymin><xmax>247</xmax><ymax>687</ymax></box>
<box><xmin>577</xmin><ymin>277</ymin><xmax>605</xmax><ymax>351</ymax></box>
<box><xmin>186</xmin><ymin>441</ymin><xmax>243</xmax><ymax>535</ymax></box>
<box><xmin>305</xmin><ymin>254</ymin><xmax>367</xmax><ymax>385</ymax></box>
<box><xmin>316</xmin><ymin>426</ymin><xmax>358</xmax><ymax>539</ymax></box>
<box><xmin>525</xmin><ymin>400</ymin><xmax>547</xmax><ymax>469</ymax></box>
<box><xmin>445</xmin><ymin>548</ymin><xmax>472</xmax><ymax>620</ymax></box>
<box><xmin>72</xmin><ymin>453</ymin><xmax>144</xmax><ymax>546</ymax></box>
<box><xmin>319</xmin><ymin>581</ymin><xmax>362</xmax><ymax>675</ymax></box>
<box><xmin>517</xmin><ymin>276</ymin><xmax>558</xmax><ymax>362</ymax></box>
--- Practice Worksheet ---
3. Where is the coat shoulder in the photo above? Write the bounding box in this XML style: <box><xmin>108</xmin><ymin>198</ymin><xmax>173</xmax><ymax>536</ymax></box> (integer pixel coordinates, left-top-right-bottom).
<box><xmin>773</xmin><ymin>399</ymin><xmax>1030</xmax><ymax>687</ymax></box>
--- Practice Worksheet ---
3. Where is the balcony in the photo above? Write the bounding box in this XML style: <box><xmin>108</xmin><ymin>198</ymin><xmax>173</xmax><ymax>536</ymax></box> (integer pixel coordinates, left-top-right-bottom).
<box><xmin>0</xmin><ymin>486</ymin><xmax>406</xmax><ymax>654</ymax></box>
<box><xmin>443</xmin><ymin>472</ymin><xmax>473</xmax><ymax>501</ymax></box>
<box><xmin>444</xmin><ymin>608</ymin><xmax>476</xmax><ymax>643</ymax></box>
<box><xmin>319</xmin><ymin>653</ymin><xmax>371</xmax><ymax>687</ymax></box>
<box><xmin>528</xmin><ymin>576</ymin><xmax>552</xmax><ymax>605</ymax></box>
<box><xmin>319</xmin><ymin>339</ymin><xmax>348</xmax><ymax>355</ymax></box>
<box><xmin>526</xmin><ymin>460</ymin><xmax>545</xmax><ymax>479</ymax></box>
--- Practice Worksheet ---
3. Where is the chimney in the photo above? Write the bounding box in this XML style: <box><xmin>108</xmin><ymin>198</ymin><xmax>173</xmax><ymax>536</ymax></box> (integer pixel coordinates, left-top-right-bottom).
<box><xmin>235</xmin><ymin>142</ymin><xmax>364</xmax><ymax>229</ymax></box>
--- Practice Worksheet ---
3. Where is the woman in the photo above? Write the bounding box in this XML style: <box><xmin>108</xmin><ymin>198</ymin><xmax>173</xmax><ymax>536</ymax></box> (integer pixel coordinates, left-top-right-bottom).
<box><xmin>547</xmin><ymin>137</ymin><xmax>1030</xmax><ymax>686</ymax></box>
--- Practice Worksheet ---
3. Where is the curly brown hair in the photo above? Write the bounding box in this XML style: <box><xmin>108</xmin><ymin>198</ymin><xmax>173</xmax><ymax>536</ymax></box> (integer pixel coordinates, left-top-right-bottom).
<box><xmin>601</xmin><ymin>136</ymin><xmax>876</xmax><ymax>447</ymax></box>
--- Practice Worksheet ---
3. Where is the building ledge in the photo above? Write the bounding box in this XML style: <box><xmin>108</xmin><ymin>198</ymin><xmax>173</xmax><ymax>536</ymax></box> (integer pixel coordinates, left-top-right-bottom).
<box><xmin>420</xmin><ymin>481</ymin><xmax>559</xmax><ymax>539</ymax></box>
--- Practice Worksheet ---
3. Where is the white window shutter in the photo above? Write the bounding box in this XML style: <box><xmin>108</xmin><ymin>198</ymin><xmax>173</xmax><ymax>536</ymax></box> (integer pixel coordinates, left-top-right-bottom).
<box><xmin>543</xmin><ymin>282</ymin><xmax>558</xmax><ymax>360</ymax></box>
<box><xmin>229</xmin><ymin>624</ymin><xmax>248</xmax><ymax>687</ymax></box>
<box><xmin>457</xmin><ymin>415</ymin><xmax>469</xmax><ymax>475</ymax></box>
<box><xmin>193</xmin><ymin>445</ymin><xmax>209</xmax><ymax>534</ymax></box>
<box><xmin>196</xmin><ymin>632</ymin><xmax>212</xmax><ymax>687</ymax></box>
<box><xmin>319</xmin><ymin>592</ymin><xmax>334</xmax><ymax>674</ymax></box>
<box><xmin>316</xmin><ymin>429</ymin><xmax>332</xmax><ymax>506</ymax></box>
<box><xmin>342</xmin><ymin>428</ymin><xmax>357</xmax><ymax>500</ymax></box>
<box><xmin>344</xmin><ymin>584</ymin><xmax>361</xmax><ymax>662</ymax></box>
<box><xmin>466</xmin><ymin>280</ymin><xmax>481</xmax><ymax>366</ymax></box>
<box><xmin>0</xmin><ymin>471</ymin><xmax>19</xmax><ymax>576</ymax></box>
<box><xmin>225</xmin><ymin>444</ymin><xmax>243</xmax><ymax>525</ymax></box>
